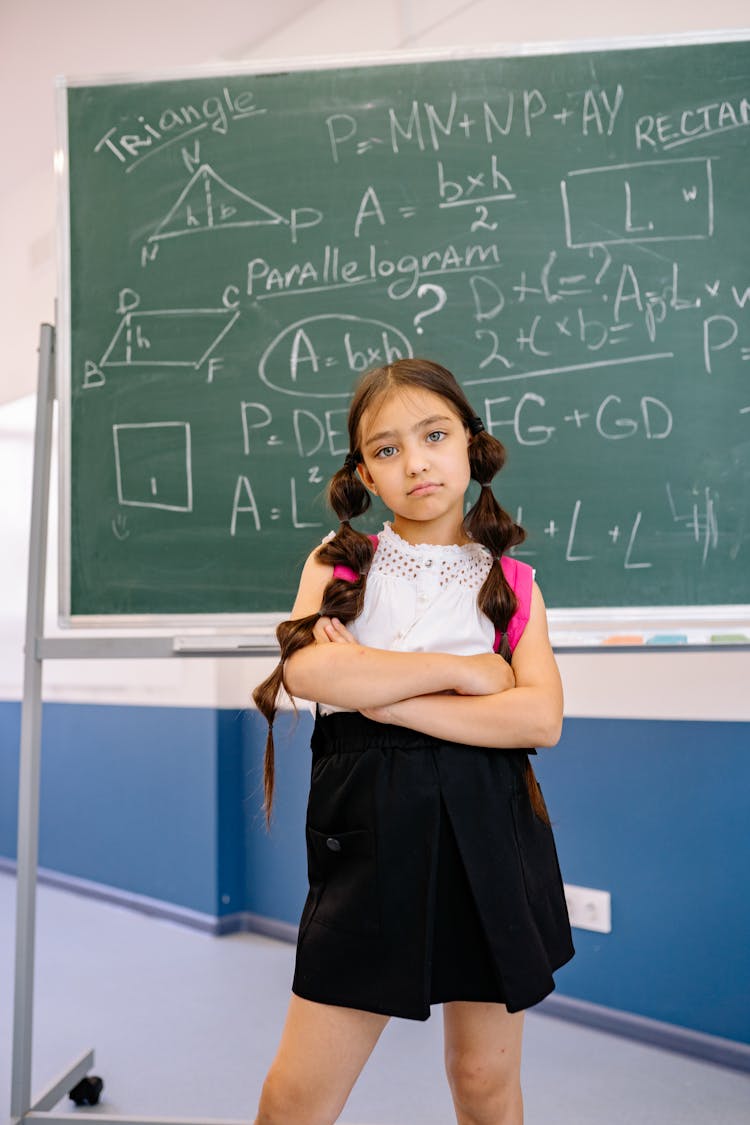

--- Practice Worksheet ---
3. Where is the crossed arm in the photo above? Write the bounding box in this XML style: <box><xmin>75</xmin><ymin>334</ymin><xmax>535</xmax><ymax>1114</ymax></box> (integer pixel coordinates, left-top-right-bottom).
<box><xmin>282</xmin><ymin>548</ymin><xmax>564</xmax><ymax>749</ymax></box>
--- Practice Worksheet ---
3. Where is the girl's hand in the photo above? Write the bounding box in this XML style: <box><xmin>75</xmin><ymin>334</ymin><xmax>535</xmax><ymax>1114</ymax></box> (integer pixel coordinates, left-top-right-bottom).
<box><xmin>456</xmin><ymin>652</ymin><xmax>516</xmax><ymax>696</ymax></box>
<box><xmin>312</xmin><ymin>616</ymin><xmax>357</xmax><ymax>645</ymax></box>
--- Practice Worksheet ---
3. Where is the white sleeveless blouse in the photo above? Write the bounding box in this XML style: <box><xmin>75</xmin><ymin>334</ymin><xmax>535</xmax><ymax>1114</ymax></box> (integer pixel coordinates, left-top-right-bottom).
<box><xmin>317</xmin><ymin>522</ymin><xmax>533</xmax><ymax>717</ymax></box>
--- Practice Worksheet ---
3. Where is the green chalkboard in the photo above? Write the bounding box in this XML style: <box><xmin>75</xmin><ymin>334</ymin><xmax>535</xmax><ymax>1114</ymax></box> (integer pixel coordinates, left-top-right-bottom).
<box><xmin>60</xmin><ymin>37</ymin><xmax>750</xmax><ymax>621</ymax></box>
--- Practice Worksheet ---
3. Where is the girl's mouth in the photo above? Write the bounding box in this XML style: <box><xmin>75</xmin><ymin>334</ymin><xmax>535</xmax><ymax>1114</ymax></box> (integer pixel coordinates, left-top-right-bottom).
<box><xmin>408</xmin><ymin>483</ymin><xmax>441</xmax><ymax>496</ymax></box>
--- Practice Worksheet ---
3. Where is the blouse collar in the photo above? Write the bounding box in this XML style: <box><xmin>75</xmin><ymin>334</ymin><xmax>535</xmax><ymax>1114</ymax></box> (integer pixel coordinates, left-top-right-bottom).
<box><xmin>381</xmin><ymin>521</ymin><xmax>490</xmax><ymax>558</ymax></box>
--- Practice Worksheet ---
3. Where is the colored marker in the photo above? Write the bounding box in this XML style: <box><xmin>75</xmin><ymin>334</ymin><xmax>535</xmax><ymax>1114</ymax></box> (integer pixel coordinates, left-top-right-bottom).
<box><xmin>603</xmin><ymin>635</ymin><xmax>644</xmax><ymax>645</ymax></box>
<box><xmin>709</xmin><ymin>633</ymin><xmax>750</xmax><ymax>644</ymax></box>
<box><xmin>646</xmin><ymin>634</ymin><xmax>688</xmax><ymax>645</ymax></box>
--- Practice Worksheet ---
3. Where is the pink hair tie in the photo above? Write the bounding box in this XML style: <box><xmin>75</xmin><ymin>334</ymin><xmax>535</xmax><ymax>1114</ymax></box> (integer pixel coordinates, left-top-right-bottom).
<box><xmin>333</xmin><ymin>563</ymin><xmax>359</xmax><ymax>583</ymax></box>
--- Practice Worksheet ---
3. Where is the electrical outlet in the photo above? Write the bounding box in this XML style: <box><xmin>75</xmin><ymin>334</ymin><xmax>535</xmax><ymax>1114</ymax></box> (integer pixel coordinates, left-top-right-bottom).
<box><xmin>563</xmin><ymin>883</ymin><xmax>612</xmax><ymax>933</ymax></box>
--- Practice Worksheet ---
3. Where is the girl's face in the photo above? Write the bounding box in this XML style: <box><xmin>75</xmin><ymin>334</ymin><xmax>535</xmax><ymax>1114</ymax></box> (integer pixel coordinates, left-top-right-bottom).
<box><xmin>356</xmin><ymin>386</ymin><xmax>472</xmax><ymax>541</ymax></box>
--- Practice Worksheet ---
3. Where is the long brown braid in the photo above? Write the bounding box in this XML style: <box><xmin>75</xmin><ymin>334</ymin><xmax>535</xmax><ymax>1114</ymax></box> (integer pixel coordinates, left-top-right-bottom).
<box><xmin>252</xmin><ymin>358</ymin><xmax>550</xmax><ymax>826</ymax></box>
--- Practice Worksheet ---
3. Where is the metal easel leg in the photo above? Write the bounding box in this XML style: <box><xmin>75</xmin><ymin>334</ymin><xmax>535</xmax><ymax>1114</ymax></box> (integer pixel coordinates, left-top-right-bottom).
<box><xmin>10</xmin><ymin>324</ymin><xmax>65</xmax><ymax>1120</ymax></box>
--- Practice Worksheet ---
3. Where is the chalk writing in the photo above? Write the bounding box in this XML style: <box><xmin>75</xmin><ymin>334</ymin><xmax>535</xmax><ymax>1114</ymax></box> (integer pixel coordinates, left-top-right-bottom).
<box><xmin>64</xmin><ymin>42</ymin><xmax>750</xmax><ymax>616</ymax></box>
<box><xmin>561</xmin><ymin>158</ymin><xmax>715</xmax><ymax>248</ymax></box>
<box><xmin>247</xmin><ymin>241</ymin><xmax>501</xmax><ymax>300</ymax></box>
<box><xmin>149</xmin><ymin>164</ymin><xmax>289</xmax><ymax>241</ymax></box>
<box><xmin>98</xmin><ymin>293</ymin><xmax>239</xmax><ymax>371</ymax></box>
<box><xmin>258</xmin><ymin>315</ymin><xmax>413</xmax><ymax>397</ymax></box>
<box><xmin>93</xmin><ymin>87</ymin><xmax>267</xmax><ymax>172</ymax></box>
<box><xmin>113</xmin><ymin>423</ymin><xmax>192</xmax><ymax>512</ymax></box>
<box><xmin>635</xmin><ymin>94</ymin><xmax>750</xmax><ymax>151</ymax></box>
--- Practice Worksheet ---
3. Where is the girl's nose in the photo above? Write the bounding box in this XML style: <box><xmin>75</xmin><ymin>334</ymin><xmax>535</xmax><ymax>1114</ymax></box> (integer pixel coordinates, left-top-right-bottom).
<box><xmin>405</xmin><ymin>445</ymin><xmax>430</xmax><ymax>474</ymax></box>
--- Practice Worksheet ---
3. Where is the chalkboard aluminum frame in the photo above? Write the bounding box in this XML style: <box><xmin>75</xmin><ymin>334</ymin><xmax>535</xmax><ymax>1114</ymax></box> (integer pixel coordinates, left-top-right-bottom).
<box><xmin>55</xmin><ymin>28</ymin><xmax>750</xmax><ymax>640</ymax></box>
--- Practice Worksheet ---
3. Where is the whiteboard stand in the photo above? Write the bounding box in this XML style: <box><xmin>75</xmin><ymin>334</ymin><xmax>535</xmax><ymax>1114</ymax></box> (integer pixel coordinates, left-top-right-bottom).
<box><xmin>10</xmin><ymin>322</ymin><xmax>272</xmax><ymax>1125</ymax></box>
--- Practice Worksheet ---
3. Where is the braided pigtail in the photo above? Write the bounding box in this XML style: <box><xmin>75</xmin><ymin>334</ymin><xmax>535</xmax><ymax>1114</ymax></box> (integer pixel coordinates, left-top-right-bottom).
<box><xmin>463</xmin><ymin>421</ymin><xmax>526</xmax><ymax>647</ymax></box>
<box><xmin>251</xmin><ymin>453</ymin><xmax>375</xmax><ymax>829</ymax></box>
<box><xmin>314</xmin><ymin>457</ymin><xmax>376</xmax><ymax>629</ymax></box>
<box><xmin>252</xmin><ymin>615</ymin><xmax>318</xmax><ymax>831</ymax></box>
<box><xmin>463</xmin><ymin>419</ymin><xmax>550</xmax><ymax>825</ymax></box>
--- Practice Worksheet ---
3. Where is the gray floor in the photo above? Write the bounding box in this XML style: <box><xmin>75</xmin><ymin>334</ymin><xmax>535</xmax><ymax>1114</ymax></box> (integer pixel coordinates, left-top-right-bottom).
<box><xmin>2</xmin><ymin>872</ymin><xmax>748</xmax><ymax>1124</ymax></box>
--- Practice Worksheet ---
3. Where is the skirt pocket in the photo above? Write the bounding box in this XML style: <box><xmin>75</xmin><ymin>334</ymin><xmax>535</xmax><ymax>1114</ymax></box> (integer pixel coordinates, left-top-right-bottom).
<box><xmin>305</xmin><ymin>824</ymin><xmax>381</xmax><ymax>938</ymax></box>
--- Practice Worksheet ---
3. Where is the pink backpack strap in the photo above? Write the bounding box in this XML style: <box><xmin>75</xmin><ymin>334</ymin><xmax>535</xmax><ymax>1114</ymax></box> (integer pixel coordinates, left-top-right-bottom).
<box><xmin>493</xmin><ymin>556</ymin><xmax>534</xmax><ymax>654</ymax></box>
<box><xmin>332</xmin><ymin>534</ymin><xmax>379</xmax><ymax>582</ymax></box>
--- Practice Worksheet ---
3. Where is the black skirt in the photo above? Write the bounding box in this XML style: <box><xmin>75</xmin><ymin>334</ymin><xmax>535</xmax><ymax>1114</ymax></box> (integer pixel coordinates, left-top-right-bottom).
<box><xmin>292</xmin><ymin>711</ymin><xmax>574</xmax><ymax>1021</ymax></box>
<box><xmin>430</xmin><ymin>792</ymin><xmax>506</xmax><ymax>1004</ymax></box>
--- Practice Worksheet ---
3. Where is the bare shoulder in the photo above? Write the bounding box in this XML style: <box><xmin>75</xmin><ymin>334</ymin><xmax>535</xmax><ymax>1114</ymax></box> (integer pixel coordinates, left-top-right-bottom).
<box><xmin>511</xmin><ymin>581</ymin><xmax>560</xmax><ymax>689</ymax></box>
<box><xmin>524</xmin><ymin>581</ymin><xmax>551</xmax><ymax>639</ymax></box>
<box><xmin>290</xmin><ymin>545</ymin><xmax>335</xmax><ymax>618</ymax></box>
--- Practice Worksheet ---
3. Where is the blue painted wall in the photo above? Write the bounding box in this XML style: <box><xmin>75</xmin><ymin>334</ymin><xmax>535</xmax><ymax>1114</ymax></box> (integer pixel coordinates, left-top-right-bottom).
<box><xmin>1</xmin><ymin>702</ymin><xmax>222</xmax><ymax>914</ymax></box>
<box><xmin>1</xmin><ymin>701</ymin><xmax>748</xmax><ymax>1044</ymax></box>
<box><xmin>535</xmin><ymin>718</ymin><xmax>750</xmax><ymax>1045</ymax></box>
<box><xmin>241</xmin><ymin>709</ymin><xmax>311</xmax><ymax>924</ymax></box>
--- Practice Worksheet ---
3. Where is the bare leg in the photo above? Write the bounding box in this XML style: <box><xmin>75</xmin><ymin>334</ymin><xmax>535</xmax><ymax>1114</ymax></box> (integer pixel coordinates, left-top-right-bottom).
<box><xmin>253</xmin><ymin>993</ymin><xmax>390</xmax><ymax>1125</ymax></box>
<box><xmin>443</xmin><ymin>1001</ymin><xmax>525</xmax><ymax>1125</ymax></box>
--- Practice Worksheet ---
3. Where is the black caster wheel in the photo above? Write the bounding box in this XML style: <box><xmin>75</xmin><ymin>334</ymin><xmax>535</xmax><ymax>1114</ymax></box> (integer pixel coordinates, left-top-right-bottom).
<box><xmin>68</xmin><ymin>1075</ymin><xmax>104</xmax><ymax>1106</ymax></box>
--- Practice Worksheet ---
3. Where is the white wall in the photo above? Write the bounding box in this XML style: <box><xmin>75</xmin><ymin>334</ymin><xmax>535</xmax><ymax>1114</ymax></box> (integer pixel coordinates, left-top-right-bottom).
<box><xmin>1</xmin><ymin>0</ymin><xmax>748</xmax><ymax>715</ymax></box>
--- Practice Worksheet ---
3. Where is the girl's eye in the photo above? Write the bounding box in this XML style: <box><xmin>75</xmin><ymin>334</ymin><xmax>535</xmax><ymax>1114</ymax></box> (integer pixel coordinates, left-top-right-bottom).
<box><xmin>426</xmin><ymin>430</ymin><xmax>446</xmax><ymax>443</ymax></box>
<box><xmin>375</xmin><ymin>445</ymin><xmax>397</xmax><ymax>459</ymax></box>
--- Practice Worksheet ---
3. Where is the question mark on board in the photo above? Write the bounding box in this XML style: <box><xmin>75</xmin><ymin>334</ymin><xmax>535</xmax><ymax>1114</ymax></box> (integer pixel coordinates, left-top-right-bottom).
<box><xmin>413</xmin><ymin>283</ymin><xmax>447</xmax><ymax>334</ymax></box>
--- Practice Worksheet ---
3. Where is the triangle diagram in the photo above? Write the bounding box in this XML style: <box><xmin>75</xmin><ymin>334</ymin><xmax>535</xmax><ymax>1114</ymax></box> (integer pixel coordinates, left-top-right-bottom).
<box><xmin>150</xmin><ymin>165</ymin><xmax>288</xmax><ymax>241</ymax></box>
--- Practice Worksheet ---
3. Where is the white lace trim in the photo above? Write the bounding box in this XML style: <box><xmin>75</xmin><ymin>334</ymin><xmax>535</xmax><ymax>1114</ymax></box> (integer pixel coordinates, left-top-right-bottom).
<box><xmin>371</xmin><ymin>522</ymin><xmax>492</xmax><ymax>591</ymax></box>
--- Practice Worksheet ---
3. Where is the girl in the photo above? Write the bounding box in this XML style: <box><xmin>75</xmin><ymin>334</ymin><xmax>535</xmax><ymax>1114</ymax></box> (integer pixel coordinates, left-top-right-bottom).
<box><xmin>252</xmin><ymin>358</ymin><xmax>574</xmax><ymax>1125</ymax></box>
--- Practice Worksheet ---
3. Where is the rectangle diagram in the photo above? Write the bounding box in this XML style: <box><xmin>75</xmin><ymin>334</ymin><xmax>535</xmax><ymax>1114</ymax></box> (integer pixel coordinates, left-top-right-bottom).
<box><xmin>113</xmin><ymin>422</ymin><xmax>193</xmax><ymax>512</ymax></box>
<box><xmin>561</xmin><ymin>157</ymin><xmax>714</xmax><ymax>248</ymax></box>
